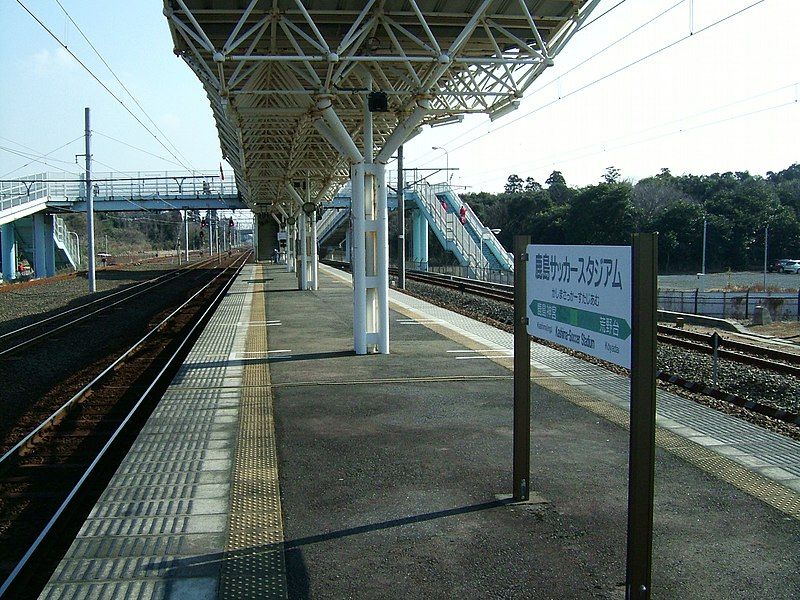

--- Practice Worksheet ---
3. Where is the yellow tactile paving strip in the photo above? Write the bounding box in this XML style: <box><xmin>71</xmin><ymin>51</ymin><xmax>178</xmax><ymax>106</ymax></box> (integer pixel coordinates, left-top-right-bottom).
<box><xmin>220</xmin><ymin>265</ymin><xmax>288</xmax><ymax>599</ymax></box>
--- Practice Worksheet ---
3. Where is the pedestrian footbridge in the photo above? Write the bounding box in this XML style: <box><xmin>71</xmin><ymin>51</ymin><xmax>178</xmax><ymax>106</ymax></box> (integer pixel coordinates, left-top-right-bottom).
<box><xmin>318</xmin><ymin>181</ymin><xmax>512</xmax><ymax>279</ymax></box>
<box><xmin>0</xmin><ymin>171</ymin><xmax>244</xmax><ymax>281</ymax></box>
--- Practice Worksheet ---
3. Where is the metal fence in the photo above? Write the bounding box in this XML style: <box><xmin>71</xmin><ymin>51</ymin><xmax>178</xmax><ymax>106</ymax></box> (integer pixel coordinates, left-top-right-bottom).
<box><xmin>658</xmin><ymin>289</ymin><xmax>800</xmax><ymax>321</ymax></box>
<box><xmin>407</xmin><ymin>263</ymin><xmax>514</xmax><ymax>285</ymax></box>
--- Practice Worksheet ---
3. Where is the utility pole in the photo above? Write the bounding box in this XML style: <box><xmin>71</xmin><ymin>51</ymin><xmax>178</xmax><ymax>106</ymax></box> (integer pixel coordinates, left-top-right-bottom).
<box><xmin>763</xmin><ymin>223</ymin><xmax>769</xmax><ymax>288</ymax></box>
<box><xmin>209</xmin><ymin>212</ymin><xmax>214</xmax><ymax>256</ymax></box>
<box><xmin>85</xmin><ymin>107</ymin><xmax>96</xmax><ymax>292</ymax></box>
<box><xmin>184</xmin><ymin>210</ymin><xmax>189</xmax><ymax>262</ymax></box>
<box><xmin>701</xmin><ymin>217</ymin><xmax>707</xmax><ymax>276</ymax></box>
<box><xmin>398</xmin><ymin>145</ymin><xmax>406</xmax><ymax>289</ymax></box>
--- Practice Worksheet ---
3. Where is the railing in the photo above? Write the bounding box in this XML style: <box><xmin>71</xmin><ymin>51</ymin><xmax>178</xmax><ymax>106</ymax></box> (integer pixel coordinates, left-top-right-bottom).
<box><xmin>410</xmin><ymin>182</ymin><xmax>484</xmax><ymax>274</ymax></box>
<box><xmin>2</xmin><ymin>171</ymin><xmax>239</xmax><ymax>207</ymax></box>
<box><xmin>0</xmin><ymin>174</ymin><xmax>50</xmax><ymax>215</ymax></box>
<box><xmin>428</xmin><ymin>183</ymin><xmax>513</xmax><ymax>272</ymax></box>
<box><xmin>317</xmin><ymin>208</ymin><xmax>349</xmax><ymax>243</ymax></box>
<box><xmin>416</xmin><ymin>263</ymin><xmax>514</xmax><ymax>285</ymax></box>
<box><xmin>53</xmin><ymin>216</ymin><xmax>79</xmax><ymax>267</ymax></box>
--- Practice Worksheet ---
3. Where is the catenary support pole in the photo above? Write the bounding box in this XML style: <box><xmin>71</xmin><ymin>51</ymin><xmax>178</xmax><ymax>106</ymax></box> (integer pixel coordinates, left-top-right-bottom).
<box><xmin>85</xmin><ymin>107</ymin><xmax>96</xmax><ymax>293</ymax></box>
<box><xmin>513</xmin><ymin>235</ymin><xmax>531</xmax><ymax>501</ymax></box>
<box><xmin>208</xmin><ymin>213</ymin><xmax>214</xmax><ymax>256</ymax></box>
<box><xmin>701</xmin><ymin>217</ymin><xmax>707</xmax><ymax>275</ymax></box>
<box><xmin>626</xmin><ymin>232</ymin><xmax>658</xmax><ymax>600</ymax></box>
<box><xmin>397</xmin><ymin>145</ymin><xmax>406</xmax><ymax>289</ymax></box>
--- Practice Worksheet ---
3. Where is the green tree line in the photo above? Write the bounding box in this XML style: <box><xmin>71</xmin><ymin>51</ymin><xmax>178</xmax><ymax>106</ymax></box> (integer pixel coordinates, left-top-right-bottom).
<box><xmin>462</xmin><ymin>164</ymin><xmax>800</xmax><ymax>273</ymax></box>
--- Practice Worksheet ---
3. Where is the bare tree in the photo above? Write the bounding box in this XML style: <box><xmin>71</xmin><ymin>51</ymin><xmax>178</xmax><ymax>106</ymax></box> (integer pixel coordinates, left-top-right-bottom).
<box><xmin>632</xmin><ymin>178</ymin><xmax>692</xmax><ymax>225</ymax></box>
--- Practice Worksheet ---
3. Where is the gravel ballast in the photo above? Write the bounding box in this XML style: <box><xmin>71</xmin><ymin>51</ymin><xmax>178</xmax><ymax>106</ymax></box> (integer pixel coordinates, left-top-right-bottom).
<box><xmin>399</xmin><ymin>278</ymin><xmax>800</xmax><ymax>440</ymax></box>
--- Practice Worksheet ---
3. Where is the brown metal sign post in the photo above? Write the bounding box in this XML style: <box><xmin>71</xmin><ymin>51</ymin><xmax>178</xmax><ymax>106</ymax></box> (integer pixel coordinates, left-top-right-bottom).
<box><xmin>625</xmin><ymin>233</ymin><xmax>658</xmax><ymax>600</ymax></box>
<box><xmin>513</xmin><ymin>235</ymin><xmax>531</xmax><ymax>501</ymax></box>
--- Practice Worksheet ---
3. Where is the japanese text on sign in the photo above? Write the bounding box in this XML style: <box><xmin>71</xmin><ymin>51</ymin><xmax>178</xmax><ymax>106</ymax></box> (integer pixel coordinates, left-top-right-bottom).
<box><xmin>527</xmin><ymin>244</ymin><xmax>632</xmax><ymax>368</ymax></box>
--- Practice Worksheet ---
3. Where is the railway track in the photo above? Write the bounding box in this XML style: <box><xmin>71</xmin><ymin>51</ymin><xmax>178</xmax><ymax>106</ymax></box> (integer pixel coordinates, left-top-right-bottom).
<box><xmin>0</xmin><ymin>251</ymin><xmax>250</xmax><ymax>599</ymax></box>
<box><xmin>0</xmin><ymin>254</ymin><xmax>224</xmax><ymax>357</ymax></box>
<box><xmin>322</xmin><ymin>261</ymin><xmax>800</xmax><ymax>376</ymax></box>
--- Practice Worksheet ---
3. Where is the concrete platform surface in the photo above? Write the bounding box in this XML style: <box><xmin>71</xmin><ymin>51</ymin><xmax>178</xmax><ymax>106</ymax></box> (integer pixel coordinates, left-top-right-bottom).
<box><xmin>270</xmin><ymin>265</ymin><xmax>799</xmax><ymax>599</ymax></box>
<box><xmin>41</xmin><ymin>263</ymin><xmax>800</xmax><ymax>599</ymax></box>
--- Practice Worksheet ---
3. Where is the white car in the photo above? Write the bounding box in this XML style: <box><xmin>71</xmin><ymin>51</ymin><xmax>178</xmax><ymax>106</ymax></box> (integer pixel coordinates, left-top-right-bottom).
<box><xmin>782</xmin><ymin>260</ymin><xmax>800</xmax><ymax>274</ymax></box>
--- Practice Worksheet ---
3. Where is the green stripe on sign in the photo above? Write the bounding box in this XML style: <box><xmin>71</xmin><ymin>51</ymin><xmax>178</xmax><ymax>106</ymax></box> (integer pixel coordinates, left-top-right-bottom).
<box><xmin>530</xmin><ymin>300</ymin><xmax>631</xmax><ymax>340</ymax></box>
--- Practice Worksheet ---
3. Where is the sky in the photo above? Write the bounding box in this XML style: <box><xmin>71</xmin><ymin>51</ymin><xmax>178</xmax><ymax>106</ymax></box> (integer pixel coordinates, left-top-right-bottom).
<box><xmin>1</xmin><ymin>0</ymin><xmax>798</xmax><ymax>194</ymax></box>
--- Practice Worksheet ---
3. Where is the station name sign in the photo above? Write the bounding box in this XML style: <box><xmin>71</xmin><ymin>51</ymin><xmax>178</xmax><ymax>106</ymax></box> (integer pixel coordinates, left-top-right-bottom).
<box><xmin>526</xmin><ymin>244</ymin><xmax>632</xmax><ymax>368</ymax></box>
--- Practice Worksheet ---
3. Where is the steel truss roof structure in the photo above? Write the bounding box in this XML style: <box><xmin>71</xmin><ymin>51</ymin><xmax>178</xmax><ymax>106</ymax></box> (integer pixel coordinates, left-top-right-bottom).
<box><xmin>164</xmin><ymin>0</ymin><xmax>599</xmax><ymax>211</ymax></box>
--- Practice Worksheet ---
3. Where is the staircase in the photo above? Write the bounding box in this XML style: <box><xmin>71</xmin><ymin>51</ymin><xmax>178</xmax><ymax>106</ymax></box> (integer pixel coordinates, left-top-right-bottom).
<box><xmin>320</xmin><ymin>180</ymin><xmax>513</xmax><ymax>279</ymax></box>
<box><xmin>407</xmin><ymin>182</ymin><xmax>513</xmax><ymax>277</ymax></box>
<box><xmin>317</xmin><ymin>208</ymin><xmax>349</xmax><ymax>246</ymax></box>
<box><xmin>1</xmin><ymin>175</ymin><xmax>81</xmax><ymax>271</ymax></box>
<box><xmin>54</xmin><ymin>216</ymin><xmax>80</xmax><ymax>268</ymax></box>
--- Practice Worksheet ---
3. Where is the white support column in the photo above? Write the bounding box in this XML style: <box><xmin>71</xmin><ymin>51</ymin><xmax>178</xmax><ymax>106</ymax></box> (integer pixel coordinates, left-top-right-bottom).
<box><xmin>1</xmin><ymin>222</ymin><xmax>17</xmax><ymax>281</ymax></box>
<box><xmin>375</xmin><ymin>162</ymin><xmax>389</xmax><ymax>353</ymax></box>
<box><xmin>285</xmin><ymin>220</ymin><xmax>294</xmax><ymax>272</ymax></box>
<box><xmin>299</xmin><ymin>210</ymin><xmax>308</xmax><ymax>290</ymax></box>
<box><xmin>305</xmin><ymin>176</ymin><xmax>315</xmax><ymax>290</ymax></box>
<box><xmin>43</xmin><ymin>215</ymin><xmax>56</xmax><ymax>277</ymax></box>
<box><xmin>310</xmin><ymin>207</ymin><xmax>319</xmax><ymax>290</ymax></box>
<box><xmin>253</xmin><ymin>214</ymin><xmax>259</xmax><ymax>259</ymax></box>
<box><xmin>351</xmin><ymin>162</ymin><xmax>367</xmax><ymax>354</ymax></box>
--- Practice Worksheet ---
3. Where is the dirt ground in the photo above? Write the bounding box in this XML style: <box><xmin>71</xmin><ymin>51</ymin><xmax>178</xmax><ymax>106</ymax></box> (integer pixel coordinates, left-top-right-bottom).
<box><xmin>746</xmin><ymin>320</ymin><xmax>800</xmax><ymax>338</ymax></box>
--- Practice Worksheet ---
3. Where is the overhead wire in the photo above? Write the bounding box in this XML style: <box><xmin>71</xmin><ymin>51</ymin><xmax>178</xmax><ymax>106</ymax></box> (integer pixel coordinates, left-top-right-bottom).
<box><xmin>413</xmin><ymin>0</ymin><xmax>768</xmax><ymax>169</ymax></box>
<box><xmin>14</xmin><ymin>0</ymin><xmax>195</xmax><ymax>172</ymax></box>
<box><xmin>93</xmin><ymin>131</ymin><xmax>187</xmax><ymax>169</ymax></box>
<box><xmin>0</xmin><ymin>145</ymin><xmax>82</xmax><ymax>175</ymax></box>
<box><xmin>52</xmin><ymin>0</ymin><xmax>196</xmax><ymax>171</ymax></box>
<box><xmin>469</xmin><ymin>97</ymin><xmax>798</xmax><ymax>190</ymax></box>
<box><xmin>465</xmin><ymin>80</ymin><xmax>800</xmax><ymax>182</ymax></box>
<box><xmin>0</xmin><ymin>135</ymin><xmax>84</xmax><ymax>177</ymax></box>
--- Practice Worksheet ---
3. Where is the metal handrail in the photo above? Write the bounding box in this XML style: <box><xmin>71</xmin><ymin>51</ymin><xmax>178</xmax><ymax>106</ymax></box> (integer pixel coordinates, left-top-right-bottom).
<box><xmin>1</xmin><ymin>171</ymin><xmax>240</xmax><ymax>207</ymax></box>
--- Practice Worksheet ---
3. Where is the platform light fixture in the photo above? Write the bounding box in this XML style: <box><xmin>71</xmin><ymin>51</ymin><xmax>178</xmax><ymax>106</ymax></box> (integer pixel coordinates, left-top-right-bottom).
<box><xmin>488</xmin><ymin>100</ymin><xmax>520</xmax><ymax>122</ymax></box>
<box><xmin>429</xmin><ymin>115</ymin><xmax>464</xmax><ymax>128</ymax></box>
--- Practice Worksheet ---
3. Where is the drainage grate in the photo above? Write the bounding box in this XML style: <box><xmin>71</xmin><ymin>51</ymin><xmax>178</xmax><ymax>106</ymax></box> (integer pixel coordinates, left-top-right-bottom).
<box><xmin>220</xmin><ymin>266</ymin><xmax>288</xmax><ymax>599</ymax></box>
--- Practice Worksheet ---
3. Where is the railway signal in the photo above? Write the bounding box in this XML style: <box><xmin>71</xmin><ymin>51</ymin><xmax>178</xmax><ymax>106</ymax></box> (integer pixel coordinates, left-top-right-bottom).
<box><xmin>709</xmin><ymin>332</ymin><xmax>724</xmax><ymax>386</ymax></box>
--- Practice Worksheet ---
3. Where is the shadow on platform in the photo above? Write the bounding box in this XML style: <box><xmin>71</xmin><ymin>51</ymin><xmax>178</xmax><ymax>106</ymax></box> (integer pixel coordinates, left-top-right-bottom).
<box><xmin>151</xmin><ymin>498</ymin><xmax>511</xmax><ymax>599</ymax></box>
<box><xmin>181</xmin><ymin>350</ymin><xmax>355</xmax><ymax>371</ymax></box>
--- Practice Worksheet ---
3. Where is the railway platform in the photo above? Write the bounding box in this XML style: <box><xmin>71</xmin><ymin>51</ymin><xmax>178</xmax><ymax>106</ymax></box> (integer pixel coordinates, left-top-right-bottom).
<box><xmin>40</xmin><ymin>263</ymin><xmax>800</xmax><ymax>599</ymax></box>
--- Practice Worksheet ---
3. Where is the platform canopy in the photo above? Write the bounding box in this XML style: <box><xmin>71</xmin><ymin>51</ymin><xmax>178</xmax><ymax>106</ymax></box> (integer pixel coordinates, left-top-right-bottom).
<box><xmin>164</xmin><ymin>0</ymin><xmax>599</xmax><ymax>211</ymax></box>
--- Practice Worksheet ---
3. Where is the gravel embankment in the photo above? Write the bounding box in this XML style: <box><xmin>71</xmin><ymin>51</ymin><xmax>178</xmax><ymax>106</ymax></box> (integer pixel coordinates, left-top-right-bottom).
<box><xmin>400</xmin><ymin>278</ymin><xmax>800</xmax><ymax>440</ymax></box>
<box><xmin>0</xmin><ymin>258</ymin><xmax>198</xmax><ymax>336</ymax></box>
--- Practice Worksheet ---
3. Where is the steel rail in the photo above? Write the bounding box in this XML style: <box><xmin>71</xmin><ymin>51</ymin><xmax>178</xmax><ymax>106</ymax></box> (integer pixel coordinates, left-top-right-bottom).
<box><xmin>657</xmin><ymin>325</ymin><xmax>800</xmax><ymax>366</ymax></box>
<box><xmin>0</xmin><ymin>254</ymin><xmax>216</xmax><ymax>342</ymax></box>
<box><xmin>0</xmin><ymin>251</ymin><xmax>248</xmax><ymax>470</ymax></box>
<box><xmin>657</xmin><ymin>332</ymin><xmax>800</xmax><ymax>378</ymax></box>
<box><xmin>0</xmin><ymin>250</ymin><xmax>250</xmax><ymax>598</ymax></box>
<box><xmin>0</xmin><ymin>254</ymin><xmax>225</xmax><ymax>356</ymax></box>
<box><xmin>322</xmin><ymin>260</ymin><xmax>800</xmax><ymax>377</ymax></box>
